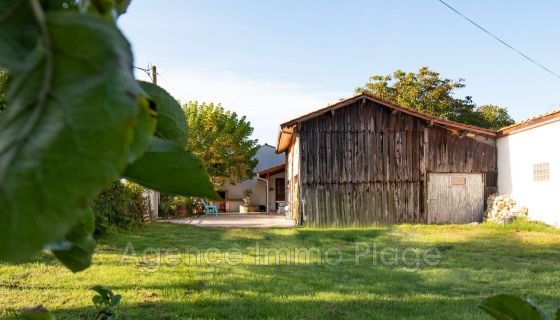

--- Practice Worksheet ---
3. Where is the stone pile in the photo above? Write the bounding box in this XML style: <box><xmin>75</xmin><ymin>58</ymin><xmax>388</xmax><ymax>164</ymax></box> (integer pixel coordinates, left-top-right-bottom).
<box><xmin>484</xmin><ymin>194</ymin><xmax>528</xmax><ymax>223</ymax></box>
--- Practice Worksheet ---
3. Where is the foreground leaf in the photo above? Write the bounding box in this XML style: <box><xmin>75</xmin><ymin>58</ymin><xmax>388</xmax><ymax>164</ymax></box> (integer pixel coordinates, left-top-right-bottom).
<box><xmin>115</xmin><ymin>0</ymin><xmax>131</xmax><ymax>16</ymax></box>
<box><xmin>124</xmin><ymin>137</ymin><xmax>218</xmax><ymax>198</ymax></box>
<box><xmin>127</xmin><ymin>93</ymin><xmax>157</xmax><ymax>164</ymax></box>
<box><xmin>51</xmin><ymin>208</ymin><xmax>96</xmax><ymax>272</ymax></box>
<box><xmin>479</xmin><ymin>294</ymin><xmax>548</xmax><ymax>320</ymax></box>
<box><xmin>0</xmin><ymin>1</ymin><xmax>39</xmax><ymax>69</ymax></box>
<box><xmin>88</xmin><ymin>0</ymin><xmax>131</xmax><ymax>20</ymax></box>
<box><xmin>139</xmin><ymin>81</ymin><xmax>188</xmax><ymax>145</ymax></box>
<box><xmin>0</xmin><ymin>9</ymin><xmax>151</xmax><ymax>261</ymax></box>
<box><xmin>92</xmin><ymin>285</ymin><xmax>115</xmax><ymax>302</ymax></box>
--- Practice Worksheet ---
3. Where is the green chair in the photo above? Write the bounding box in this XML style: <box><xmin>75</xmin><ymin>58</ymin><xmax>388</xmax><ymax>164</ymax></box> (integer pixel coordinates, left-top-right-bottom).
<box><xmin>203</xmin><ymin>200</ymin><xmax>219</xmax><ymax>216</ymax></box>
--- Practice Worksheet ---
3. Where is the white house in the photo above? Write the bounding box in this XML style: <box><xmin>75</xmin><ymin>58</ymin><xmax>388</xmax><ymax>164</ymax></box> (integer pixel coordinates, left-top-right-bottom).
<box><xmin>214</xmin><ymin>144</ymin><xmax>285</xmax><ymax>213</ymax></box>
<box><xmin>497</xmin><ymin>110</ymin><xmax>560</xmax><ymax>226</ymax></box>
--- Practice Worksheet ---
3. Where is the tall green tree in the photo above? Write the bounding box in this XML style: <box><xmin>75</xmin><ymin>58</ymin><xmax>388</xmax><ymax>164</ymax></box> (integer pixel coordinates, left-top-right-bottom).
<box><xmin>184</xmin><ymin>101</ymin><xmax>259</xmax><ymax>186</ymax></box>
<box><xmin>356</xmin><ymin>67</ymin><xmax>515</xmax><ymax>129</ymax></box>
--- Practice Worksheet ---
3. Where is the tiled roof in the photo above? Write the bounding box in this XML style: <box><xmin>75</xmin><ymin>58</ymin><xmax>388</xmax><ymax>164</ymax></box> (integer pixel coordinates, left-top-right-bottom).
<box><xmin>498</xmin><ymin>109</ymin><xmax>560</xmax><ymax>136</ymax></box>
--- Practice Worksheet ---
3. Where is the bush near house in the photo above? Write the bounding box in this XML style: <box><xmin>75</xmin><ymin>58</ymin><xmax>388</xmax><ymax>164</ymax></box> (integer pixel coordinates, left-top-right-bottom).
<box><xmin>159</xmin><ymin>194</ymin><xmax>199</xmax><ymax>218</ymax></box>
<box><xmin>92</xmin><ymin>181</ymin><xmax>149</xmax><ymax>237</ymax></box>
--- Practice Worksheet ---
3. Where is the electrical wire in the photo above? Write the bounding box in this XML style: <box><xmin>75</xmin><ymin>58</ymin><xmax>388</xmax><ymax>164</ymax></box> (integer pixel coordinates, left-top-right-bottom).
<box><xmin>437</xmin><ymin>0</ymin><xmax>560</xmax><ymax>80</ymax></box>
<box><xmin>133</xmin><ymin>65</ymin><xmax>152</xmax><ymax>80</ymax></box>
<box><xmin>156</xmin><ymin>71</ymin><xmax>183</xmax><ymax>101</ymax></box>
<box><xmin>134</xmin><ymin>65</ymin><xmax>183</xmax><ymax>101</ymax></box>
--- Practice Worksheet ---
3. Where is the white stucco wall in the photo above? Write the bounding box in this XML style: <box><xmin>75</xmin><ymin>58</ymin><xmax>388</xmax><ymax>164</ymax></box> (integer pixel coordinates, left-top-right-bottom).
<box><xmin>497</xmin><ymin>120</ymin><xmax>560</xmax><ymax>225</ymax></box>
<box><xmin>215</xmin><ymin>144</ymin><xmax>285</xmax><ymax>212</ymax></box>
<box><xmin>222</xmin><ymin>178</ymin><xmax>262</xmax><ymax>204</ymax></box>
<box><xmin>266</xmin><ymin>172</ymin><xmax>285</xmax><ymax>210</ymax></box>
<box><xmin>285</xmin><ymin>137</ymin><xmax>300</xmax><ymax>219</ymax></box>
<box><xmin>219</xmin><ymin>172</ymin><xmax>283</xmax><ymax>211</ymax></box>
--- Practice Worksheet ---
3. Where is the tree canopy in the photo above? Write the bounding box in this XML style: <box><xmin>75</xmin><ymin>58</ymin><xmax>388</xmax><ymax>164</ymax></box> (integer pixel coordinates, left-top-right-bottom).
<box><xmin>184</xmin><ymin>101</ymin><xmax>259</xmax><ymax>186</ymax></box>
<box><xmin>356</xmin><ymin>67</ymin><xmax>515</xmax><ymax>129</ymax></box>
<box><xmin>472</xmin><ymin>104</ymin><xmax>516</xmax><ymax>129</ymax></box>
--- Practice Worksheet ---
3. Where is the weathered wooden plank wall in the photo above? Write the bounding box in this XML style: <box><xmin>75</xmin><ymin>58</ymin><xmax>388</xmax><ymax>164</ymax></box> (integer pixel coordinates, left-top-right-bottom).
<box><xmin>298</xmin><ymin>100</ymin><xmax>497</xmax><ymax>226</ymax></box>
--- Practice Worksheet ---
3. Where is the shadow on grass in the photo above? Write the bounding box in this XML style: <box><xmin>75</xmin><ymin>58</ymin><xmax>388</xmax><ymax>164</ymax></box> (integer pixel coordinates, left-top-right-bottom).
<box><xmin>2</xmin><ymin>296</ymin><xmax>502</xmax><ymax>320</ymax></box>
<box><xmin>3</xmin><ymin>223</ymin><xmax>560</xmax><ymax>319</ymax></box>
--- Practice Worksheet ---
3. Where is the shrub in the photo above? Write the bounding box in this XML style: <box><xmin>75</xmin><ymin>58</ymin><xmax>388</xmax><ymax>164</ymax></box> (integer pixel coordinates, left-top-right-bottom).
<box><xmin>159</xmin><ymin>194</ymin><xmax>197</xmax><ymax>218</ymax></box>
<box><xmin>92</xmin><ymin>180</ymin><xmax>149</xmax><ymax>237</ymax></box>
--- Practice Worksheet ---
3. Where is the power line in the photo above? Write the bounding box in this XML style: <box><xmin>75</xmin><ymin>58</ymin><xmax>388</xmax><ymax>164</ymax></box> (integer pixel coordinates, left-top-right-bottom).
<box><xmin>134</xmin><ymin>65</ymin><xmax>183</xmax><ymax>101</ymax></box>
<box><xmin>437</xmin><ymin>0</ymin><xmax>560</xmax><ymax>80</ymax></box>
<box><xmin>156</xmin><ymin>71</ymin><xmax>183</xmax><ymax>101</ymax></box>
<box><xmin>134</xmin><ymin>65</ymin><xmax>151</xmax><ymax>79</ymax></box>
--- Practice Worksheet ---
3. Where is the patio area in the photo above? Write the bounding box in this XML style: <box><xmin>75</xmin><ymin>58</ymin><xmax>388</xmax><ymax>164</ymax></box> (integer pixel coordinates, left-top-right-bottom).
<box><xmin>164</xmin><ymin>213</ymin><xmax>295</xmax><ymax>228</ymax></box>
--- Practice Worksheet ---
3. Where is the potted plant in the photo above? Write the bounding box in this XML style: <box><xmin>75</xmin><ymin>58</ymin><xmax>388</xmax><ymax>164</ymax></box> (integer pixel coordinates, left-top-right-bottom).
<box><xmin>243</xmin><ymin>189</ymin><xmax>253</xmax><ymax>206</ymax></box>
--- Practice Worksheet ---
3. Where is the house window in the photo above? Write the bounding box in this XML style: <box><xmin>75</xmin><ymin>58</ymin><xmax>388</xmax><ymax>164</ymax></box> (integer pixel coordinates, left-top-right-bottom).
<box><xmin>533</xmin><ymin>162</ymin><xmax>550</xmax><ymax>182</ymax></box>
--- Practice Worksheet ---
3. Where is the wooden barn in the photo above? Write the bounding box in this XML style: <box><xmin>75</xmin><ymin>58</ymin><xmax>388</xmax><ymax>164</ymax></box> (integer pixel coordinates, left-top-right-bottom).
<box><xmin>276</xmin><ymin>93</ymin><xmax>498</xmax><ymax>226</ymax></box>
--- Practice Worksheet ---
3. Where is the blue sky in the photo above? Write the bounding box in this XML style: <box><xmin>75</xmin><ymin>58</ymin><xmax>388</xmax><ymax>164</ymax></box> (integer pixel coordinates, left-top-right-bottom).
<box><xmin>119</xmin><ymin>1</ymin><xmax>560</xmax><ymax>144</ymax></box>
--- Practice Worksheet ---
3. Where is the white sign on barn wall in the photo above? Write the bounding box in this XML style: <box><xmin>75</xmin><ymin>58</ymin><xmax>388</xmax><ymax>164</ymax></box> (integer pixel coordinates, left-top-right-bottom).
<box><xmin>497</xmin><ymin>120</ymin><xmax>560</xmax><ymax>226</ymax></box>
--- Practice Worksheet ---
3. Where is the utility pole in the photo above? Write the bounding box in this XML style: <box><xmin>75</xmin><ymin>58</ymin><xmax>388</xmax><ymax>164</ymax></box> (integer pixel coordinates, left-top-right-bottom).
<box><xmin>151</xmin><ymin>65</ymin><xmax>157</xmax><ymax>85</ymax></box>
<box><xmin>149</xmin><ymin>65</ymin><xmax>159</xmax><ymax>220</ymax></box>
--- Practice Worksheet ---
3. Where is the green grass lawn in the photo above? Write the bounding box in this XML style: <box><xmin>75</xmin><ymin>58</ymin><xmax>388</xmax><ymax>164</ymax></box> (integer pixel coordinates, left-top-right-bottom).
<box><xmin>2</xmin><ymin>220</ymin><xmax>560</xmax><ymax>319</ymax></box>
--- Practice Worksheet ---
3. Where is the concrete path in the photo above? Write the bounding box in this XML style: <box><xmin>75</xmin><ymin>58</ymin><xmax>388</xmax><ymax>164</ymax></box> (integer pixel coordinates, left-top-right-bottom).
<box><xmin>164</xmin><ymin>213</ymin><xmax>295</xmax><ymax>228</ymax></box>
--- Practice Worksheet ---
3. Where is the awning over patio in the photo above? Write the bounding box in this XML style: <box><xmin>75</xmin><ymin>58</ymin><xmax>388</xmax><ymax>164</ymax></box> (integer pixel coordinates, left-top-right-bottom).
<box><xmin>257</xmin><ymin>163</ymin><xmax>285</xmax><ymax>177</ymax></box>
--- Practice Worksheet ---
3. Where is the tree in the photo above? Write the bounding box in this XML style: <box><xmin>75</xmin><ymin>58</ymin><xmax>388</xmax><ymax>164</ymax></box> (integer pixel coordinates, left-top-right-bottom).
<box><xmin>473</xmin><ymin>104</ymin><xmax>515</xmax><ymax>129</ymax></box>
<box><xmin>184</xmin><ymin>101</ymin><xmax>259</xmax><ymax>186</ymax></box>
<box><xmin>356</xmin><ymin>67</ymin><xmax>515</xmax><ymax>129</ymax></box>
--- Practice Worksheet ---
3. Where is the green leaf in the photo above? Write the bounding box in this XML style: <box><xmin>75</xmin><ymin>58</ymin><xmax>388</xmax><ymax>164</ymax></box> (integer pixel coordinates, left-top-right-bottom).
<box><xmin>527</xmin><ymin>297</ymin><xmax>551</xmax><ymax>320</ymax></box>
<box><xmin>89</xmin><ymin>0</ymin><xmax>114</xmax><ymax>16</ymax></box>
<box><xmin>555</xmin><ymin>308</ymin><xmax>560</xmax><ymax>320</ymax></box>
<box><xmin>89</xmin><ymin>0</ymin><xmax>131</xmax><ymax>20</ymax></box>
<box><xmin>112</xmin><ymin>294</ymin><xmax>122</xmax><ymax>307</ymax></box>
<box><xmin>0</xmin><ymin>9</ymin><xmax>152</xmax><ymax>261</ymax></box>
<box><xmin>50</xmin><ymin>208</ymin><xmax>96</xmax><ymax>272</ymax></box>
<box><xmin>479</xmin><ymin>294</ymin><xmax>548</xmax><ymax>320</ymax></box>
<box><xmin>127</xmin><ymin>92</ymin><xmax>157</xmax><ymax>164</ymax></box>
<box><xmin>91</xmin><ymin>285</ymin><xmax>114</xmax><ymax>299</ymax></box>
<box><xmin>41</xmin><ymin>1</ymin><xmax>79</xmax><ymax>12</ymax></box>
<box><xmin>0</xmin><ymin>1</ymin><xmax>40</xmax><ymax>69</ymax></box>
<box><xmin>124</xmin><ymin>137</ymin><xmax>218</xmax><ymax>198</ymax></box>
<box><xmin>139</xmin><ymin>81</ymin><xmax>188</xmax><ymax>145</ymax></box>
<box><xmin>91</xmin><ymin>285</ymin><xmax>114</xmax><ymax>306</ymax></box>
<box><xmin>115</xmin><ymin>0</ymin><xmax>131</xmax><ymax>15</ymax></box>
<box><xmin>92</xmin><ymin>295</ymin><xmax>105</xmax><ymax>306</ymax></box>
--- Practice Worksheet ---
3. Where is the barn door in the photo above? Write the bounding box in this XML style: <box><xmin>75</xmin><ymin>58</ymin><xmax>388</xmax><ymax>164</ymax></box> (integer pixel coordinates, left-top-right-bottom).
<box><xmin>427</xmin><ymin>173</ymin><xmax>484</xmax><ymax>224</ymax></box>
